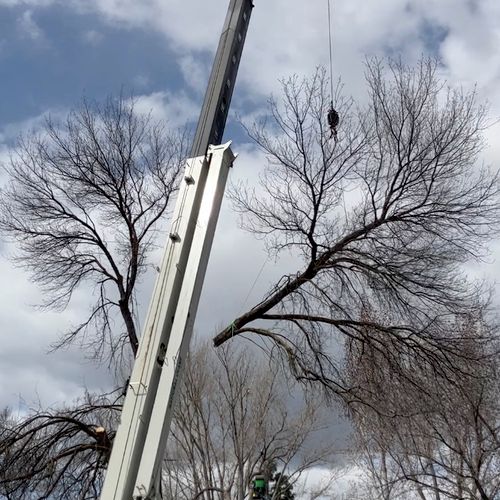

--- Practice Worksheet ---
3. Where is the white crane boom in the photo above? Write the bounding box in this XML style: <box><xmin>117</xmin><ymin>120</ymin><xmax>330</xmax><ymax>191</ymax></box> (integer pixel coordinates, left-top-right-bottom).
<box><xmin>100</xmin><ymin>1</ymin><xmax>254</xmax><ymax>499</ymax></box>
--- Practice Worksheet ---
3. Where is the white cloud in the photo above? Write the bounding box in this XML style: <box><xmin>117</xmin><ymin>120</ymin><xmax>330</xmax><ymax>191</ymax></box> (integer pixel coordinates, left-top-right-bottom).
<box><xmin>82</xmin><ymin>28</ymin><xmax>104</xmax><ymax>45</ymax></box>
<box><xmin>77</xmin><ymin>0</ymin><xmax>223</xmax><ymax>52</ymax></box>
<box><xmin>0</xmin><ymin>107</ymin><xmax>67</xmax><ymax>146</ymax></box>
<box><xmin>0</xmin><ymin>0</ymin><xmax>53</xmax><ymax>5</ymax></box>
<box><xmin>17</xmin><ymin>9</ymin><xmax>45</xmax><ymax>41</ymax></box>
<box><xmin>58</xmin><ymin>0</ymin><xmax>499</xmax><ymax>117</ymax></box>
<box><xmin>132</xmin><ymin>74</ymin><xmax>150</xmax><ymax>89</ymax></box>
<box><xmin>0</xmin><ymin>110</ymin><xmax>61</xmax><ymax>185</ymax></box>
<box><xmin>178</xmin><ymin>54</ymin><xmax>211</xmax><ymax>95</ymax></box>
<box><xmin>294</xmin><ymin>464</ymin><xmax>366</xmax><ymax>499</ymax></box>
<box><xmin>133</xmin><ymin>89</ymin><xmax>199</xmax><ymax>128</ymax></box>
<box><xmin>3</xmin><ymin>0</ymin><xmax>499</xmax><ymax>109</ymax></box>
<box><xmin>0</xmin><ymin>253</ymin><xmax>113</xmax><ymax>410</ymax></box>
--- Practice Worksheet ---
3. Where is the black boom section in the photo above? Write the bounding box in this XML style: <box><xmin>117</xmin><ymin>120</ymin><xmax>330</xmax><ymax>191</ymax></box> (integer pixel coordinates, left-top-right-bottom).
<box><xmin>190</xmin><ymin>0</ymin><xmax>254</xmax><ymax>158</ymax></box>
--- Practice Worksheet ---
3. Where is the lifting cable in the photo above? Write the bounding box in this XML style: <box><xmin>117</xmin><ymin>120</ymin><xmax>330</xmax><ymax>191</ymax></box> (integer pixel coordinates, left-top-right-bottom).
<box><xmin>327</xmin><ymin>0</ymin><xmax>335</xmax><ymax>102</ymax></box>
<box><xmin>326</xmin><ymin>0</ymin><xmax>339</xmax><ymax>140</ymax></box>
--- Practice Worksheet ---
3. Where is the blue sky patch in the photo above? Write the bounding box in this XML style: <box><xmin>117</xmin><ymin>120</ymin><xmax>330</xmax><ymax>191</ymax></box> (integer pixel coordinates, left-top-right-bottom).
<box><xmin>419</xmin><ymin>18</ymin><xmax>449</xmax><ymax>57</ymax></box>
<box><xmin>0</xmin><ymin>5</ymin><xmax>189</xmax><ymax>126</ymax></box>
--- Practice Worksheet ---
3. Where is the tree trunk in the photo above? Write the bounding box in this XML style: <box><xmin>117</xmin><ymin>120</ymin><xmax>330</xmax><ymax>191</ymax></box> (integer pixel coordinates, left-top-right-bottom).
<box><xmin>119</xmin><ymin>299</ymin><xmax>138</xmax><ymax>355</ymax></box>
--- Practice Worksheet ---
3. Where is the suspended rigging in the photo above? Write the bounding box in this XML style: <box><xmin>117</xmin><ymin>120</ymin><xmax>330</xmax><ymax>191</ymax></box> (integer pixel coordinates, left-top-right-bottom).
<box><xmin>326</xmin><ymin>0</ymin><xmax>339</xmax><ymax>140</ymax></box>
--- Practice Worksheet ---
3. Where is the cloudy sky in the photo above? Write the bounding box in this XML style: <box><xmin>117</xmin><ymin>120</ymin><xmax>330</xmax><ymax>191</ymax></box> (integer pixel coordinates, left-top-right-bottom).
<box><xmin>0</xmin><ymin>0</ymin><xmax>499</xmax><ymax>455</ymax></box>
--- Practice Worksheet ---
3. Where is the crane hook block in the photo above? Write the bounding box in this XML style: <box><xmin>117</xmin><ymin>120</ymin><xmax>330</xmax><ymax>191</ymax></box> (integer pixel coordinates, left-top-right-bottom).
<box><xmin>327</xmin><ymin>104</ymin><xmax>339</xmax><ymax>140</ymax></box>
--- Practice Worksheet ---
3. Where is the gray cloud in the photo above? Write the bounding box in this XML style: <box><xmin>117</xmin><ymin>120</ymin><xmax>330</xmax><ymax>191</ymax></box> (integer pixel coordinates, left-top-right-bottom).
<box><xmin>0</xmin><ymin>255</ymin><xmax>113</xmax><ymax>411</ymax></box>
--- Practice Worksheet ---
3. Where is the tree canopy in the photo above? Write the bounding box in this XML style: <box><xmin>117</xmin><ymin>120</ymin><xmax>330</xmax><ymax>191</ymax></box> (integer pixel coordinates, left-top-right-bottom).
<box><xmin>0</xmin><ymin>96</ymin><xmax>188</xmax><ymax>362</ymax></box>
<box><xmin>213</xmin><ymin>58</ymin><xmax>500</xmax><ymax>411</ymax></box>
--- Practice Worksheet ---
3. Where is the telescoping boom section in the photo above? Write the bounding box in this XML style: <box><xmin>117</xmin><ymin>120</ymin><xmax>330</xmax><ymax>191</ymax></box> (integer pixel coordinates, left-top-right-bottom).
<box><xmin>191</xmin><ymin>0</ymin><xmax>254</xmax><ymax>157</ymax></box>
<box><xmin>100</xmin><ymin>1</ymin><xmax>253</xmax><ymax>499</ymax></box>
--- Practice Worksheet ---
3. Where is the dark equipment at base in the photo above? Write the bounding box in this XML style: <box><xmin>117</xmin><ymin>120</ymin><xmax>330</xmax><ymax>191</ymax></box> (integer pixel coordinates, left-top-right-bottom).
<box><xmin>327</xmin><ymin>103</ymin><xmax>339</xmax><ymax>140</ymax></box>
<box><xmin>251</xmin><ymin>473</ymin><xmax>268</xmax><ymax>499</ymax></box>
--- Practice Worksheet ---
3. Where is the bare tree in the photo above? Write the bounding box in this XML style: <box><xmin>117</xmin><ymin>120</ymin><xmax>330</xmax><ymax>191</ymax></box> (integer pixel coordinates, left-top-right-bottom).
<box><xmin>0</xmin><ymin>392</ymin><xmax>121</xmax><ymax>499</ymax></box>
<box><xmin>162</xmin><ymin>341</ymin><xmax>336</xmax><ymax>500</ymax></box>
<box><xmin>293</xmin><ymin>466</ymin><xmax>344</xmax><ymax>500</ymax></box>
<box><xmin>0</xmin><ymin>95</ymin><xmax>188</xmax><ymax>362</ymax></box>
<box><xmin>0</xmin><ymin>95</ymin><xmax>189</xmax><ymax>498</ymax></box>
<box><xmin>347</xmin><ymin>313</ymin><xmax>500</xmax><ymax>500</ymax></box>
<box><xmin>212</xmin><ymin>58</ymin><xmax>500</xmax><ymax>409</ymax></box>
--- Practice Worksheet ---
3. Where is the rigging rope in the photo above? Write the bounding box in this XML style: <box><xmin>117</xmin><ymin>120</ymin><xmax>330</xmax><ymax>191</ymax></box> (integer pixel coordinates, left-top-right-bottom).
<box><xmin>327</xmin><ymin>0</ymin><xmax>335</xmax><ymax>102</ymax></box>
<box><xmin>326</xmin><ymin>0</ymin><xmax>339</xmax><ymax>140</ymax></box>
<box><xmin>238</xmin><ymin>254</ymin><xmax>269</xmax><ymax>315</ymax></box>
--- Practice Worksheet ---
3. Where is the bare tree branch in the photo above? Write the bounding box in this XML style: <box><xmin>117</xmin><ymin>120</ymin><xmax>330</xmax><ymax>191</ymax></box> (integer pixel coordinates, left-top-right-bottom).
<box><xmin>0</xmin><ymin>392</ymin><xmax>121</xmax><ymax>499</ymax></box>
<box><xmin>163</xmin><ymin>341</ymin><xmax>336</xmax><ymax>500</ymax></box>
<box><xmin>348</xmin><ymin>313</ymin><xmax>500</xmax><ymax>499</ymax></box>
<box><xmin>213</xmin><ymin>59</ymin><xmax>500</xmax><ymax>410</ymax></box>
<box><xmin>0</xmin><ymin>95</ymin><xmax>188</xmax><ymax>362</ymax></box>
